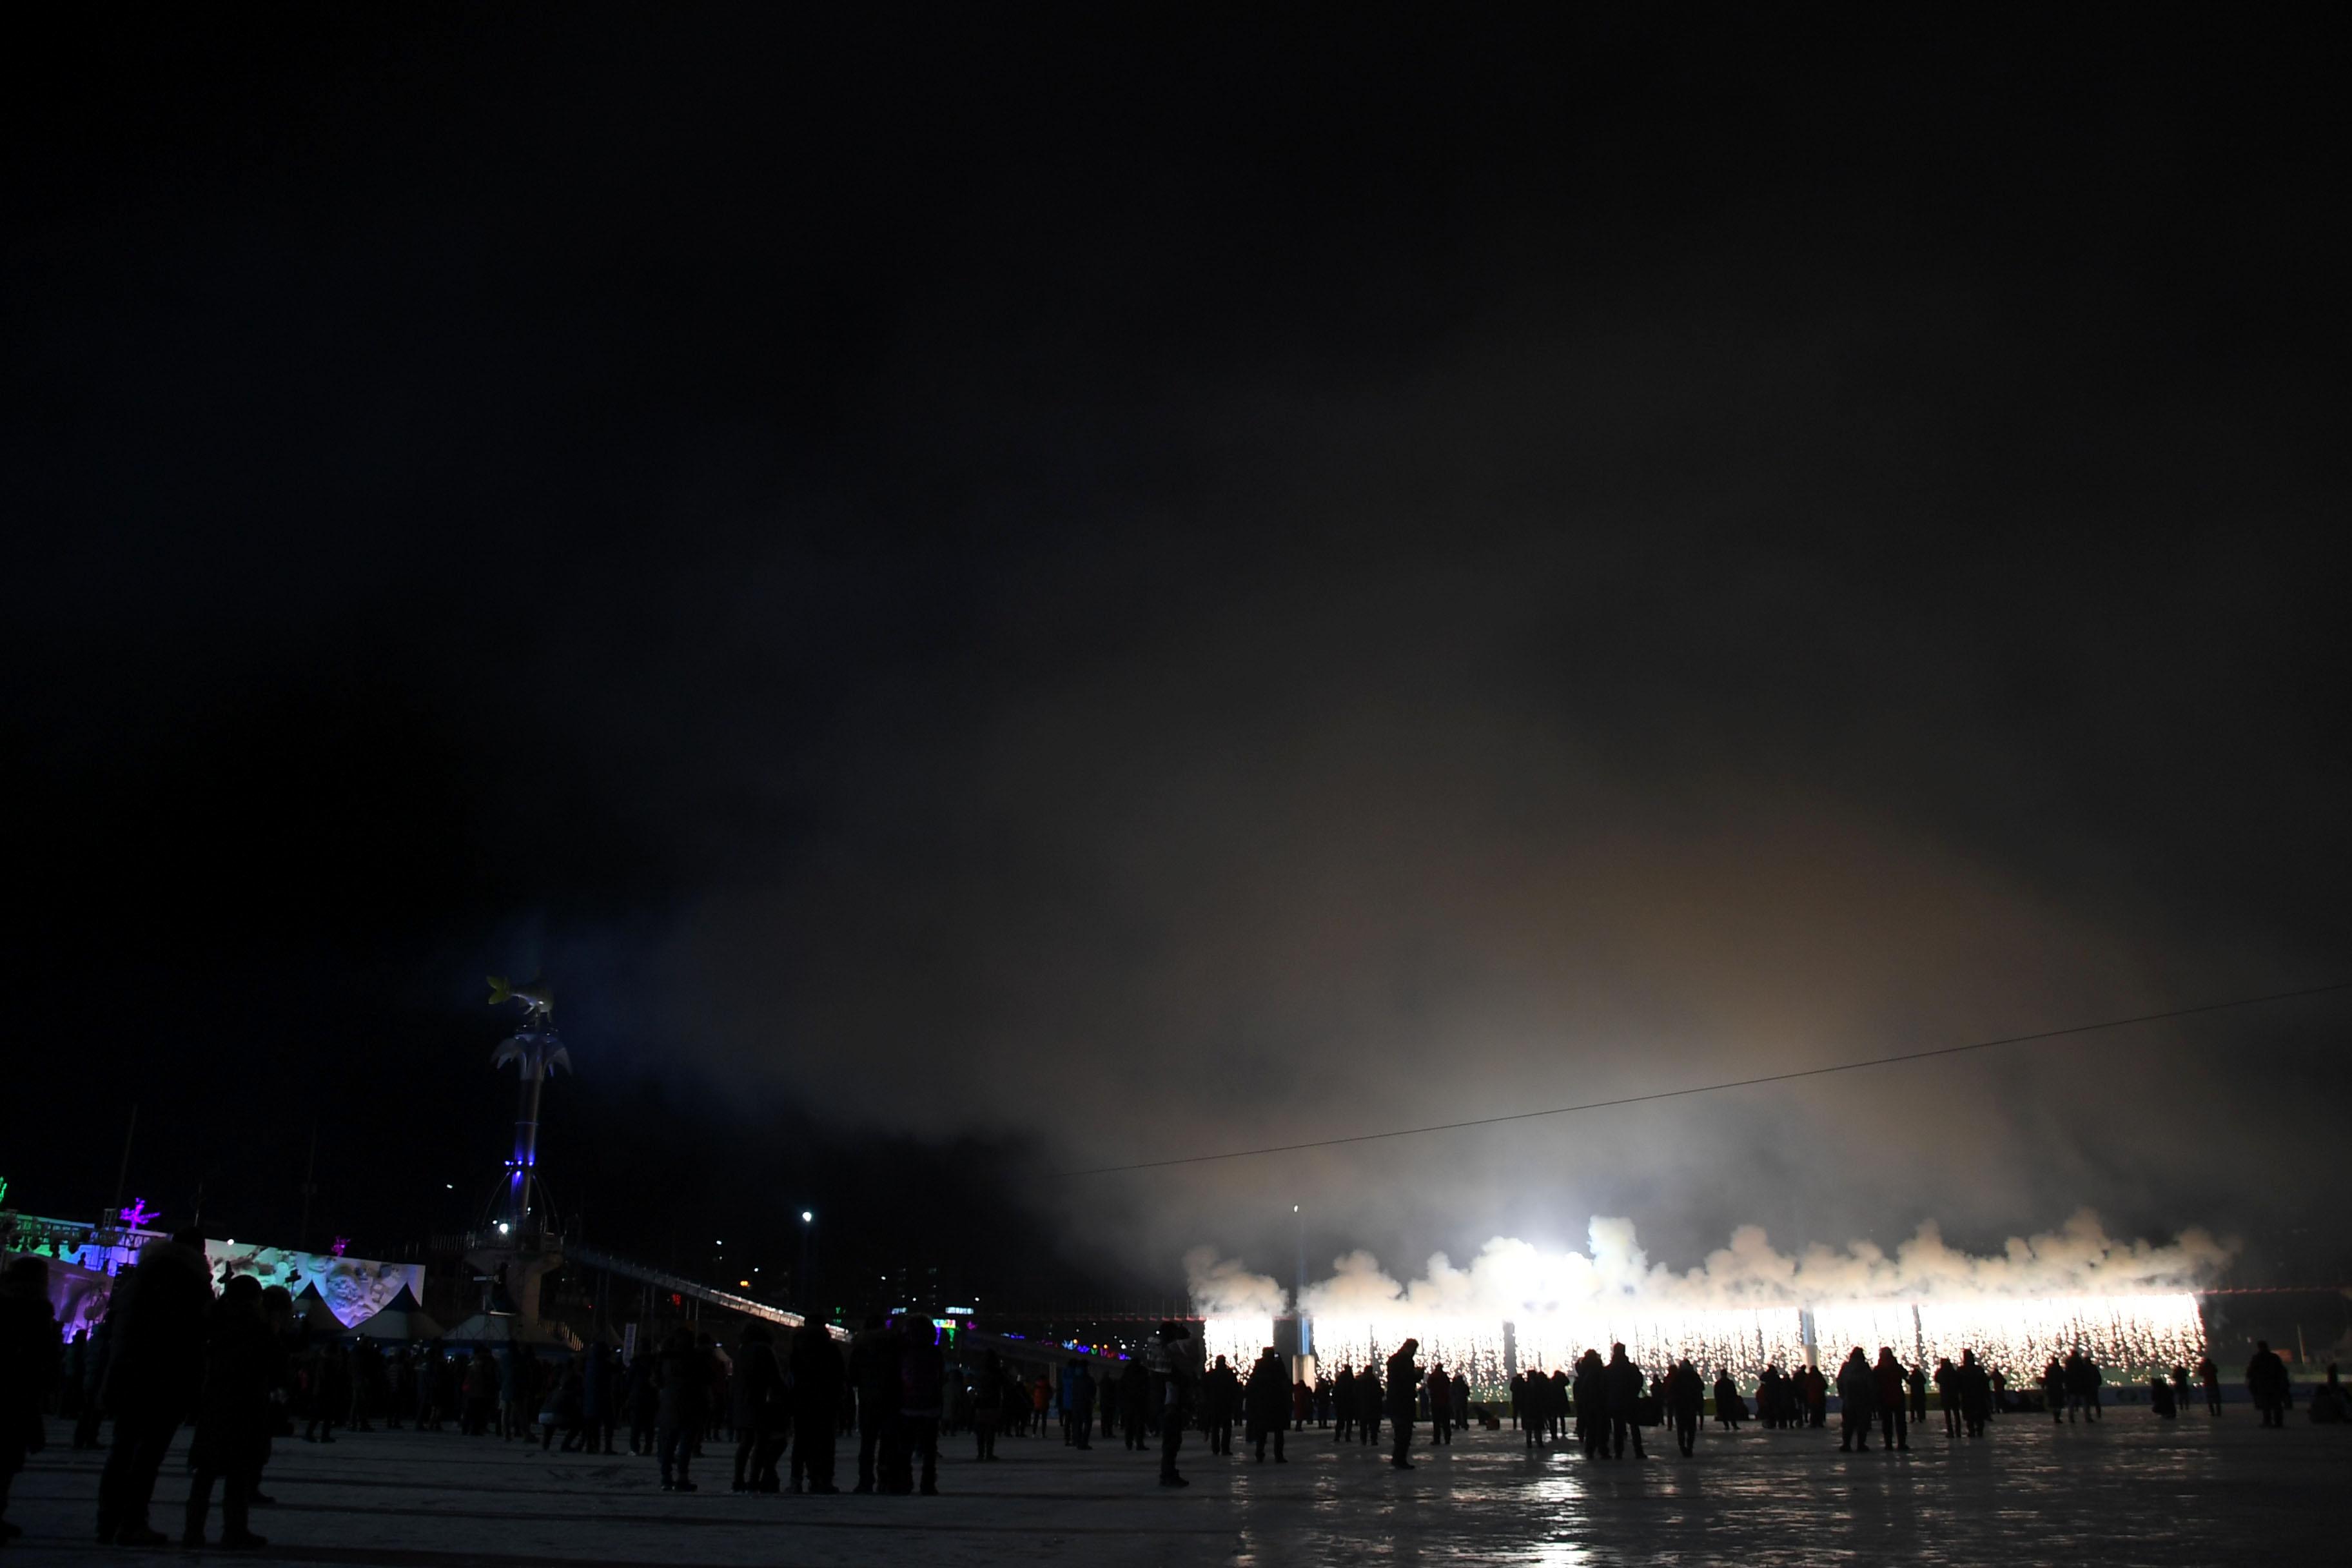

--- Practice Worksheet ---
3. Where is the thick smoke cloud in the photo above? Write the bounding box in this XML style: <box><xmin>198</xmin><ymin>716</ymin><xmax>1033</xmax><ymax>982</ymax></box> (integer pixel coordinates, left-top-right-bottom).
<box><xmin>1191</xmin><ymin>1210</ymin><xmax>2235</xmax><ymax>1321</ymax></box>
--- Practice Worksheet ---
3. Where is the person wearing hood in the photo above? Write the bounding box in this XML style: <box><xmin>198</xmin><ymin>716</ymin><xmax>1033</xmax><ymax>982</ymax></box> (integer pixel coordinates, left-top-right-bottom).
<box><xmin>1</xmin><ymin>1257</ymin><xmax>62</xmax><ymax>1545</ymax></box>
<box><xmin>1835</xmin><ymin>1349</ymin><xmax>1877</xmax><ymax>1453</ymax></box>
<box><xmin>97</xmin><ymin>1230</ymin><xmax>213</xmax><ymax>1545</ymax></box>
<box><xmin>182</xmin><ymin>1275</ymin><xmax>276</xmax><ymax>1549</ymax></box>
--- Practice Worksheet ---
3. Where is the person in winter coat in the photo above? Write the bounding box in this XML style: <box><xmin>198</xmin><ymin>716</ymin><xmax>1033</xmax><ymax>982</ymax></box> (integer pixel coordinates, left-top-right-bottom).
<box><xmin>970</xmin><ymin>1350</ymin><xmax>1003</xmax><ymax>1460</ymax></box>
<box><xmin>182</xmin><ymin>1276</ymin><xmax>276</xmax><ymax>1549</ymax></box>
<box><xmin>1711</xmin><ymin>1368</ymin><xmax>1745</xmax><ymax>1430</ymax></box>
<box><xmin>576</xmin><ymin>1345</ymin><xmax>611</xmax><ymax>1453</ymax></box>
<box><xmin>1245</xmin><ymin>1348</ymin><xmax>1288</xmax><ymax>1462</ymax></box>
<box><xmin>1201</xmin><ymin>1356</ymin><xmax>1239</xmax><ymax>1455</ymax></box>
<box><xmin>848</xmin><ymin>1315</ymin><xmax>904</xmax><ymax>1494</ymax></box>
<box><xmin>789</xmin><ymin>1324</ymin><xmax>843</xmax><ymax>1491</ymax></box>
<box><xmin>1110</xmin><ymin>1357</ymin><xmax>1146</xmax><ymax>1450</ymax></box>
<box><xmin>2246</xmin><ymin>1340</ymin><xmax>2291</xmax><ymax>1427</ymax></box>
<box><xmin>97</xmin><ymin>1231</ymin><xmax>213</xmax><ymax>1545</ymax></box>
<box><xmin>1</xmin><ymin>1257</ymin><xmax>62</xmax><ymax>1545</ymax></box>
<box><xmin>1573</xmin><ymin>1353</ymin><xmax>1606</xmax><ymax>1458</ymax></box>
<box><xmin>1932</xmin><ymin>1357</ymin><xmax>1958</xmax><ymax>1435</ymax></box>
<box><xmin>729</xmin><ymin>1326</ymin><xmax>787</xmax><ymax>1492</ymax></box>
<box><xmin>1384</xmin><ymin>1339</ymin><xmax>1420</xmax><ymax>1470</ymax></box>
<box><xmin>1872</xmin><ymin>1348</ymin><xmax>1910</xmax><ymax>1451</ymax></box>
<box><xmin>1603</xmin><ymin>1345</ymin><xmax>1647</xmax><ymax>1460</ymax></box>
<box><xmin>539</xmin><ymin>1364</ymin><xmax>585</xmax><ymax>1452</ymax></box>
<box><xmin>1356</xmin><ymin>1363</ymin><xmax>1383</xmax><ymax>1446</ymax></box>
<box><xmin>1665</xmin><ymin>1358</ymin><xmax>1704</xmax><ymax>1456</ymax></box>
<box><xmin>624</xmin><ymin>1349</ymin><xmax>658</xmax><ymax>1453</ymax></box>
<box><xmin>900</xmin><ymin>1319</ymin><xmax>945</xmax><ymax>1495</ymax></box>
<box><xmin>1332</xmin><ymin>1366</ymin><xmax>1357</xmax><ymax>1442</ymax></box>
<box><xmin>654</xmin><ymin>1328</ymin><xmax>710</xmax><ymax>1491</ymax></box>
<box><xmin>1154</xmin><ymin>1320</ymin><xmax>1200</xmax><ymax>1487</ymax></box>
<box><xmin>1425</xmin><ymin>1365</ymin><xmax>1452</xmax><ymax>1446</ymax></box>
<box><xmin>1957</xmin><ymin>1349</ymin><xmax>1992</xmax><ymax>1438</ymax></box>
<box><xmin>1069</xmin><ymin>1364</ymin><xmax>1095</xmax><ymax>1451</ymax></box>
<box><xmin>1836</xmin><ymin>1348</ymin><xmax>1877</xmax><ymax>1452</ymax></box>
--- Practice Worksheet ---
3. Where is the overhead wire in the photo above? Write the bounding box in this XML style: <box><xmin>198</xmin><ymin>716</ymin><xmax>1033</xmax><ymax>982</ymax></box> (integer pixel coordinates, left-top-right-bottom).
<box><xmin>1052</xmin><ymin>978</ymin><xmax>2352</xmax><ymax>1177</ymax></box>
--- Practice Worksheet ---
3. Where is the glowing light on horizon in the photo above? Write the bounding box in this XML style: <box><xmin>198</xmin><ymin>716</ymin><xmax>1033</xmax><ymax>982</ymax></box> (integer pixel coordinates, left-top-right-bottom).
<box><xmin>1211</xmin><ymin>1293</ymin><xmax>2204</xmax><ymax>1388</ymax></box>
<box><xmin>1201</xmin><ymin>1315</ymin><xmax>1277</xmax><ymax>1371</ymax></box>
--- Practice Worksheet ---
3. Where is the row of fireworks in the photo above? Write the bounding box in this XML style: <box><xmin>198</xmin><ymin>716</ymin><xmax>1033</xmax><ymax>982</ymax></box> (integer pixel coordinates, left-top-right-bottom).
<box><xmin>1202</xmin><ymin>1293</ymin><xmax>2206</xmax><ymax>1386</ymax></box>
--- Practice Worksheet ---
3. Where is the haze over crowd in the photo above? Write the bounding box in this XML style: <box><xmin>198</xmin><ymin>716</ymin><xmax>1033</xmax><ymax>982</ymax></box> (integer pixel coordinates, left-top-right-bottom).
<box><xmin>8</xmin><ymin>12</ymin><xmax>2346</xmax><ymax>1293</ymax></box>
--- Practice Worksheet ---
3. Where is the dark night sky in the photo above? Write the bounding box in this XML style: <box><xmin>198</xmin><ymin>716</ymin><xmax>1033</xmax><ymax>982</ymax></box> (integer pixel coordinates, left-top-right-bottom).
<box><xmin>5</xmin><ymin>9</ymin><xmax>2347</xmax><ymax>1297</ymax></box>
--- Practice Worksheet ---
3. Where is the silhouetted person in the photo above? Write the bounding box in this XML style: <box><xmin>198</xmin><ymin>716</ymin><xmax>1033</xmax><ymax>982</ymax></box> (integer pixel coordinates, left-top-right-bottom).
<box><xmin>730</xmin><ymin>1324</ymin><xmax>785</xmax><ymax>1491</ymax></box>
<box><xmin>1357</xmin><ymin>1362</ymin><xmax>1382</xmax><ymax>1446</ymax></box>
<box><xmin>2197</xmin><ymin>1355</ymin><xmax>2221</xmax><ymax>1415</ymax></box>
<box><xmin>1573</xmin><ymin>1352</ymin><xmax>1605</xmax><ymax>1458</ymax></box>
<box><xmin>1934</xmin><ymin>1357</ymin><xmax>1959</xmax><ymax>1435</ymax></box>
<box><xmin>1666</xmin><ymin>1358</ymin><xmax>1703</xmax><ymax>1455</ymax></box>
<box><xmin>900</xmin><ymin>1319</ymin><xmax>944</xmax><ymax>1495</ymax></box>
<box><xmin>1835</xmin><ymin>1348</ymin><xmax>1876</xmax><ymax>1453</ymax></box>
<box><xmin>624</xmin><ymin>1348</ymin><xmax>656</xmax><ymax>1453</ymax></box>
<box><xmin>1070</xmin><ymin>1362</ymin><xmax>1095</xmax><ymax>1450</ymax></box>
<box><xmin>2309</xmin><ymin>1364</ymin><xmax>2347</xmax><ymax>1424</ymax></box>
<box><xmin>1426</xmin><ymin>1364</ymin><xmax>1453</xmax><ymax>1446</ymax></box>
<box><xmin>1712</xmin><ymin>1368</ymin><xmax>1743</xmax><ymax>1430</ymax></box>
<box><xmin>2063</xmin><ymin>1349</ymin><xmax>2100</xmax><ymax>1422</ymax></box>
<box><xmin>1604</xmin><ymin>1344</ymin><xmax>1647</xmax><ymax>1460</ymax></box>
<box><xmin>1384</xmin><ymin>1338</ymin><xmax>1420</xmax><ymax>1469</ymax></box>
<box><xmin>97</xmin><ymin>1230</ymin><xmax>212</xmax><ymax>1545</ymax></box>
<box><xmin>2148</xmin><ymin>1372</ymin><xmax>2177</xmax><ymax>1418</ymax></box>
<box><xmin>1957</xmin><ymin>1349</ymin><xmax>1991</xmax><ymax>1438</ymax></box>
<box><xmin>654</xmin><ymin>1327</ymin><xmax>709</xmax><ymax>1491</ymax></box>
<box><xmin>1246</xmin><ymin>1348</ymin><xmax>1288</xmax><ymax>1462</ymax></box>
<box><xmin>1333</xmin><ymin>1364</ymin><xmax>1357</xmax><ymax>1441</ymax></box>
<box><xmin>1872</xmin><ymin>1348</ymin><xmax>1910</xmax><ymax>1451</ymax></box>
<box><xmin>1202</xmin><ymin>1355</ymin><xmax>1239</xmax><ymax>1455</ymax></box>
<box><xmin>849</xmin><ymin>1314</ymin><xmax>903</xmax><ymax>1492</ymax></box>
<box><xmin>790</xmin><ymin>1324</ymin><xmax>843</xmax><ymax>1491</ymax></box>
<box><xmin>582</xmin><ymin>1344</ymin><xmax>616</xmax><ymax>1454</ymax></box>
<box><xmin>1155</xmin><ymin>1320</ymin><xmax>1199</xmax><ymax>1486</ymax></box>
<box><xmin>71</xmin><ymin>1315</ymin><xmax>113</xmax><ymax>1449</ymax></box>
<box><xmin>182</xmin><ymin>1275</ymin><xmax>275</xmax><ymax>1549</ymax></box>
<box><xmin>2041</xmin><ymin>1355</ymin><xmax>2066</xmax><ymax>1423</ymax></box>
<box><xmin>2246</xmin><ymin>1340</ymin><xmax>2290</xmax><ymax>1427</ymax></box>
<box><xmin>1119</xmin><ymin>1357</ymin><xmax>1151</xmax><ymax>1450</ymax></box>
<box><xmin>1</xmin><ymin>1257</ymin><xmax>61</xmax><ymax>1545</ymax></box>
<box><xmin>538</xmin><ymin>1362</ymin><xmax>583</xmax><ymax>1451</ymax></box>
<box><xmin>1907</xmin><ymin>1360</ymin><xmax>1928</xmax><ymax>1426</ymax></box>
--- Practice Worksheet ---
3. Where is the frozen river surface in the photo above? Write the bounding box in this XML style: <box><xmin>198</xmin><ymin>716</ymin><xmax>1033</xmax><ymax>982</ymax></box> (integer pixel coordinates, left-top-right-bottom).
<box><xmin>9</xmin><ymin>1410</ymin><xmax>2342</xmax><ymax>1566</ymax></box>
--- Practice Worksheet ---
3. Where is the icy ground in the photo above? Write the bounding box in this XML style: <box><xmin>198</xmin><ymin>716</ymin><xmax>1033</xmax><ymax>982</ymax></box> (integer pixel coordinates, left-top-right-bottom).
<box><xmin>9</xmin><ymin>1410</ymin><xmax>2343</xmax><ymax>1566</ymax></box>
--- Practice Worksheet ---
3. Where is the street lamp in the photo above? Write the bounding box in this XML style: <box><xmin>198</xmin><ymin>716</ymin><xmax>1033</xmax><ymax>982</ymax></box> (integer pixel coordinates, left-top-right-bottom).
<box><xmin>798</xmin><ymin>1210</ymin><xmax>816</xmax><ymax>1313</ymax></box>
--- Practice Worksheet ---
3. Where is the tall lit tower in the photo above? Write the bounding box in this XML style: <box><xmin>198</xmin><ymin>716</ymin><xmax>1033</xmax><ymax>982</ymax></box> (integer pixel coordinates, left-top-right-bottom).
<box><xmin>487</xmin><ymin>975</ymin><xmax>569</xmax><ymax>1233</ymax></box>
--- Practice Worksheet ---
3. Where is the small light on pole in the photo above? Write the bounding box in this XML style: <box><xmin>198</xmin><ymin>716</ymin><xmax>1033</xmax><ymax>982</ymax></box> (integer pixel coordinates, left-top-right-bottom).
<box><xmin>798</xmin><ymin>1210</ymin><xmax>816</xmax><ymax>1313</ymax></box>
